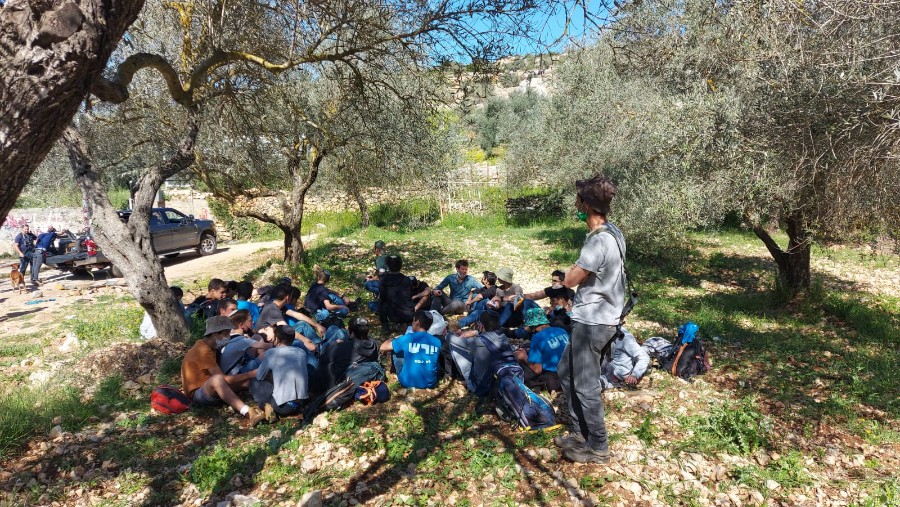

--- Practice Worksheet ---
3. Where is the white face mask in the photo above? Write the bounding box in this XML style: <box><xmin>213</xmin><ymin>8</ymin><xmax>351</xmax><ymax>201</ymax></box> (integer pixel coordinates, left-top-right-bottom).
<box><xmin>551</xmin><ymin>283</ymin><xmax>563</xmax><ymax>290</ymax></box>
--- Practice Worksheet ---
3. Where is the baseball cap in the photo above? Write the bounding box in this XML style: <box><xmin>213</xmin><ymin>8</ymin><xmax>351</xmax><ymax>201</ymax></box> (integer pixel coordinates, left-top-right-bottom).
<box><xmin>204</xmin><ymin>315</ymin><xmax>234</xmax><ymax>336</ymax></box>
<box><xmin>374</xmin><ymin>240</ymin><xmax>386</xmax><ymax>250</ymax></box>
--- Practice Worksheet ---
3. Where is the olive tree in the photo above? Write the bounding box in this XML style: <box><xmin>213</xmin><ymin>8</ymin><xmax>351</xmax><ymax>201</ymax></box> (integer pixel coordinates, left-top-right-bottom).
<box><xmin>607</xmin><ymin>0</ymin><xmax>900</xmax><ymax>291</ymax></box>
<box><xmin>0</xmin><ymin>0</ymin><xmax>144</xmax><ymax>219</ymax></box>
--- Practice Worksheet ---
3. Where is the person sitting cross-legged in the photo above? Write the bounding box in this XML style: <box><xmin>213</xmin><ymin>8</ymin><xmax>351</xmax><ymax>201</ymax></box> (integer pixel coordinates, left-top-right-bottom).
<box><xmin>375</xmin><ymin>254</ymin><xmax>416</xmax><ymax>331</ymax></box>
<box><xmin>430</xmin><ymin>259</ymin><xmax>483</xmax><ymax>316</ymax></box>
<box><xmin>181</xmin><ymin>316</ymin><xmax>265</xmax><ymax>425</ymax></box>
<box><xmin>379</xmin><ymin>311</ymin><xmax>441</xmax><ymax>389</ymax></box>
<box><xmin>514</xmin><ymin>308</ymin><xmax>570</xmax><ymax>393</ymax></box>
<box><xmin>599</xmin><ymin>328</ymin><xmax>650</xmax><ymax>390</ymax></box>
<box><xmin>250</xmin><ymin>325</ymin><xmax>311</xmax><ymax>421</ymax></box>
<box><xmin>447</xmin><ymin>310</ymin><xmax>511</xmax><ymax>397</ymax></box>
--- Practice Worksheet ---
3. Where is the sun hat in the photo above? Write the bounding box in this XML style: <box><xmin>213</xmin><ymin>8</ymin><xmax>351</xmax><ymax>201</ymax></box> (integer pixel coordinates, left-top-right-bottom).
<box><xmin>204</xmin><ymin>315</ymin><xmax>234</xmax><ymax>336</ymax></box>
<box><xmin>496</xmin><ymin>267</ymin><xmax>514</xmax><ymax>284</ymax></box>
<box><xmin>523</xmin><ymin>308</ymin><xmax>550</xmax><ymax>328</ymax></box>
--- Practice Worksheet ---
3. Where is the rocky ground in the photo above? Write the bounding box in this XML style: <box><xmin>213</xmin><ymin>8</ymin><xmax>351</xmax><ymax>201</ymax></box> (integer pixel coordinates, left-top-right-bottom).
<box><xmin>0</xmin><ymin>233</ymin><xmax>896</xmax><ymax>507</ymax></box>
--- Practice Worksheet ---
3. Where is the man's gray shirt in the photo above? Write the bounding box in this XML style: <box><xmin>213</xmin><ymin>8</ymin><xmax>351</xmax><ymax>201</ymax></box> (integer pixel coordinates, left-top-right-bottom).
<box><xmin>256</xmin><ymin>346</ymin><xmax>309</xmax><ymax>405</ymax></box>
<box><xmin>571</xmin><ymin>223</ymin><xmax>626</xmax><ymax>326</ymax></box>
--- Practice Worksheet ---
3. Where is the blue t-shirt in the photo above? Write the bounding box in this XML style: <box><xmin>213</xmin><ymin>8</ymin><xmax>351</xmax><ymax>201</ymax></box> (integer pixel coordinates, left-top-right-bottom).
<box><xmin>14</xmin><ymin>232</ymin><xmax>36</xmax><ymax>253</ymax></box>
<box><xmin>236</xmin><ymin>300</ymin><xmax>261</xmax><ymax>325</ymax></box>
<box><xmin>392</xmin><ymin>331</ymin><xmax>441</xmax><ymax>388</ymax></box>
<box><xmin>35</xmin><ymin>232</ymin><xmax>57</xmax><ymax>250</ymax></box>
<box><xmin>528</xmin><ymin>326</ymin><xmax>570</xmax><ymax>373</ymax></box>
<box><xmin>435</xmin><ymin>274</ymin><xmax>483</xmax><ymax>301</ymax></box>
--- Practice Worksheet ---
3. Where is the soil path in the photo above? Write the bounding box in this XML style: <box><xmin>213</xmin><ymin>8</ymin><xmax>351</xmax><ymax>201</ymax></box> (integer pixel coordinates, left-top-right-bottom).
<box><xmin>0</xmin><ymin>238</ymin><xmax>307</xmax><ymax>337</ymax></box>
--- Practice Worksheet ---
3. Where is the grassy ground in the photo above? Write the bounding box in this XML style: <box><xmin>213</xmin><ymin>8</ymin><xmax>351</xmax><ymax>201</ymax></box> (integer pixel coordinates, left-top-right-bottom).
<box><xmin>0</xmin><ymin>215</ymin><xmax>897</xmax><ymax>506</ymax></box>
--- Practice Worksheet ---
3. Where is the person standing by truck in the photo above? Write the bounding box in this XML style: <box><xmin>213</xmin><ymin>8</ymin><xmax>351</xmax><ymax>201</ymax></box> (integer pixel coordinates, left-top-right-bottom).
<box><xmin>13</xmin><ymin>224</ymin><xmax>36</xmax><ymax>281</ymax></box>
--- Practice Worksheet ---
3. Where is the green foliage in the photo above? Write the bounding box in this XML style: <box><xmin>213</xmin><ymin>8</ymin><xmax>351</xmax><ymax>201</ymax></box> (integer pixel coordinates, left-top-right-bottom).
<box><xmin>370</xmin><ymin>198</ymin><xmax>440</xmax><ymax>231</ymax></box>
<box><xmin>207</xmin><ymin>197</ymin><xmax>281</xmax><ymax>241</ymax></box>
<box><xmin>676</xmin><ymin>397</ymin><xmax>770</xmax><ymax>455</ymax></box>
<box><xmin>634</xmin><ymin>414</ymin><xmax>657</xmax><ymax>447</ymax></box>
<box><xmin>67</xmin><ymin>306</ymin><xmax>143</xmax><ymax>348</ymax></box>
<box><xmin>190</xmin><ymin>442</ymin><xmax>267</xmax><ymax>493</ymax></box>
<box><xmin>733</xmin><ymin>451</ymin><xmax>812</xmax><ymax>490</ymax></box>
<box><xmin>108</xmin><ymin>187</ymin><xmax>131</xmax><ymax>210</ymax></box>
<box><xmin>855</xmin><ymin>479</ymin><xmax>900</xmax><ymax>507</ymax></box>
<box><xmin>0</xmin><ymin>376</ymin><xmax>129</xmax><ymax>457</ymax></box>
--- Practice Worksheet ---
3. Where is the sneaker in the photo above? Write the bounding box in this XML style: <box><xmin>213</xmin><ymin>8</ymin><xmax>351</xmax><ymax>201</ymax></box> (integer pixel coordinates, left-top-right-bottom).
<box><xmin>563</xmin><ymin>442</ymin><xmax>610</xmax><ymax>464</ymax></box>
<box><xmin>263</xmin><ymin>403</ymin><xmax>278</xmax><ymax>423</ymax></box>
<box><xmin>247</xmin><ymin>406</ymin><xmax>266</xmax><ymax>427</ymax></box>
<box><xmin>553</xmin><ymin>432</ymin><xmax>586</xmax><ymax>450</ymax></box>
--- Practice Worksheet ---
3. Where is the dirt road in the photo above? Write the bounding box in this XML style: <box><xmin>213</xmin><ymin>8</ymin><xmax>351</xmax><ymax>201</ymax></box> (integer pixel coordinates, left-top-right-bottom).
<box><xmin>0</xmin><ymin>239</ymin><xmax>295</xmax><ymax>337</ymax></box>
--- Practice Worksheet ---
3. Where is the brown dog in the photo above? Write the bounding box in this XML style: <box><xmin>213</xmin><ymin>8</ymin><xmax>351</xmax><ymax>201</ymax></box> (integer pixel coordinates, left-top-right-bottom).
<box><xmin>9</xmin><ymin>263</ymin><xmax>26</xmax><ymax>294</ymax></box>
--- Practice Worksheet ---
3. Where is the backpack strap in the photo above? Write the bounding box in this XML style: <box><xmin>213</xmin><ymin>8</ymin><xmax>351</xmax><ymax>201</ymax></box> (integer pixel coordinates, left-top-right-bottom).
<box><xmin>670</xmin><ymin>343</ymin><xmax>689</xmax><ymax>376</ymax></box>
<box><xmin>597</xmin><ymin>224</ymin><xmax>638</xmax><ymax>324</ymax></box>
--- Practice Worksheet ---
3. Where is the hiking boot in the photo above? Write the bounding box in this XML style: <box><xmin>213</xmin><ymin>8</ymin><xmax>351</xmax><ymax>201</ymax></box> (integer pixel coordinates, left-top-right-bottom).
<box><xmin>263</xmin><ymin>403</ymin><xmax>278</xmax><ymax>423</ymax></box>
<box><xmin>563</xmin><ymin>442</ymin><xmax>610</xmax><ymax>464</ymax></box>
<box><xmin>247</xmin><ymin>406</ymin><xmax>266</xmax><ymax>427</ymax></box>
<box><xmin>553</xmin><ymin>432</ymin><xmax>586</xmax><ymax>450</ymax></box>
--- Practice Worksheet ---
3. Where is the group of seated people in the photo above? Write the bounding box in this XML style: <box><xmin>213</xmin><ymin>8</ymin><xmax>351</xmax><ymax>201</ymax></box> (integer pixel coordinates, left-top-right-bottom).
<box><xmin>165</xmin><ymin>240</ymin><xmax>654</xmax><ymax>425</ymax></box>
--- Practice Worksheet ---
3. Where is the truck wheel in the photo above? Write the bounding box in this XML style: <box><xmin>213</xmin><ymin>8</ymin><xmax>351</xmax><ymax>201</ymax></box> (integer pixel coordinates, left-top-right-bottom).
<box><xmin>197</xmin><ymin>233</ymin><xmax>217</xmax><ymax>256</ymax></box>
<box><xmin>72</xmin><ymin>267</ymin><xmax>89</xmax><ymax>277</ymax></box>
<box><xmin>110</xmin><ymin>265</ymin><xmax>123</xmax><ymax>278</ymax></box>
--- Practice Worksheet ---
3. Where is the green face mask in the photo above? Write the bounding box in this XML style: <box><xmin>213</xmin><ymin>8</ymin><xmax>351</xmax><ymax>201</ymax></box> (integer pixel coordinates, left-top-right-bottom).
<box><xmin>576</xmin><ymin>211</ymin><xmax>588</xmax><ymax>222</ymax></box>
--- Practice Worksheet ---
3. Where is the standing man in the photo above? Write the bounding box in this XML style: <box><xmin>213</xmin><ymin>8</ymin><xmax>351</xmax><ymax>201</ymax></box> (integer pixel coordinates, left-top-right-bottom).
<box><xmin>431</xmin><ymin>259</ymin><xmax>483</xmax><ymax>315</ymax></box>
<box><xmin>555</xmin><ymin>174</ymin><xmax>627</xmax><ymax>464</ymax></box>
<box><xmin>13</xmin><ymin>224</ymin><xmax>36</xmax><ymax>280</ymax></box>
<box><xmin>31</xmin><ymin>226</ymin><xmax>58</xmax><ymax>285</ymax></box>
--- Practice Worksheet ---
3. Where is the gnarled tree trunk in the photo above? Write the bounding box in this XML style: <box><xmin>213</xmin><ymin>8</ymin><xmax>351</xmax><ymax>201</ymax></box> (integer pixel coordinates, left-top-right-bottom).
<box><xmin>0</xmin><ymin>0</ymin><xmax>145</xmax><ymax>218</ymax></box>
<box><xmin>753</xmin><ymin>214</ymin><xmax>812</xmax><ymax>294</ymax></box>
<box><xmin>62</xmin><ymin>118</ymin><xmax>200</xmax><ymax>342</ymax></box>
<box><xmin>347</xmin><ymin>180</ymin><xmax>370</xmax><ymax>228</ymax></box>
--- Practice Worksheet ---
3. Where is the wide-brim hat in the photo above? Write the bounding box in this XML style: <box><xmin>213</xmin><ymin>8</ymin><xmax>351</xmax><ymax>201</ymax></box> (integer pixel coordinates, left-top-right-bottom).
<box><xmin>497</xmin><ymin>267</ymin><xmax>514</xmax><ymax>284</ymax></box>
<box><xmin>204</xmin><ymin>315</ymin><xmax>233</xmax><ymax>336</ymax></box>
<box><xmin>524</xmin><ymin>308</ymin><xmax>550</xmax><ymax>327</ymax></box>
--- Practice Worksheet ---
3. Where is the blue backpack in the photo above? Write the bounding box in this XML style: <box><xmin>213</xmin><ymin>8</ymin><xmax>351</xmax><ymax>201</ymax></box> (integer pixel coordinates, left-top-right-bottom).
<box><xmin>479</xmin><ymin>336</ymin><xmax>558</xmax><ymax>431</ymax></box>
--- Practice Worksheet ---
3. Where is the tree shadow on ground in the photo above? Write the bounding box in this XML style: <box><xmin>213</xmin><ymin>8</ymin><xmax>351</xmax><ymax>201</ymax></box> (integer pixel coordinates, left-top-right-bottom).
<box><xmin>634</xmin><ymin>252</ymin><xmax>900</xmax><ymax>422</ymax></box>
<box><xmin>340</xmin><ymin>383</ymin><xmax>587</xmax><ymax>506</ymax></box>
<box><xmin>1</xmin><ymin>307</ymin><xmax>44</xmax><ymax>320</ymax></box>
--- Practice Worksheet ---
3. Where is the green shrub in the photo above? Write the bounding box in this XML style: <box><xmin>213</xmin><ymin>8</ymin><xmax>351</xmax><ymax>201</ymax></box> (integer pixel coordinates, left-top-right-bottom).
<box><xmin>371</xmin><ymin>198</ymin><xmax>440</xmax><ymax>231</ymax></box>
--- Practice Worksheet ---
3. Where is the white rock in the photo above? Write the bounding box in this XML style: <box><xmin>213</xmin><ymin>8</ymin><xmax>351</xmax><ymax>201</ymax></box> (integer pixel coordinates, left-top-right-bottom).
<box><xmin>301</xmin><ymin>459</ymin><xmax>318</xmax><ymax>473</ymax></box>
<box><xmin>315</xmin><ymin>414</ymin><xmax>329</xmax><ymax>429</ymax></box>
<box><xmin>59</xmin><ymin>333</ymin><xmax>80</xmax><ymax>353</ymax></box>
<box><xmin>49</xmin><ymin>425</ymin><xmax>63</xmax><ymax>439</ymax></box>
<box><xmin>766</xmin><ymin>479</ymin><xmax>780</xmax><ymax>491</ymax></box>
<box><xmin>232</xmin><ymin>495</ymin><xmax>259</xmax><ymax>506</ymax></box>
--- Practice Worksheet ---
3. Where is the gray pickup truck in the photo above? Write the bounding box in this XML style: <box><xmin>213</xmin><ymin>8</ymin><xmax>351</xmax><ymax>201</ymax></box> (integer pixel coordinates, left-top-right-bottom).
<box><xmin>47</xmin><ymin>207</ymin><xmax>217</xmax><ymax>277</ymax></box>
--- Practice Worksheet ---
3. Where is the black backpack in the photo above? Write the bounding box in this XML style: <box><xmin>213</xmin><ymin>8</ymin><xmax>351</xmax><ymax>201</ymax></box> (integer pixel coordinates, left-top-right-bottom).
<box><xmin>302</xmin><ymin>379</ymin><xmax>357</xmax><ymax>422</ymax></box>
<box><xmin>659</xmin><ymin>322</ymin><xmax>710</xmax><ymax>380</ymax></box>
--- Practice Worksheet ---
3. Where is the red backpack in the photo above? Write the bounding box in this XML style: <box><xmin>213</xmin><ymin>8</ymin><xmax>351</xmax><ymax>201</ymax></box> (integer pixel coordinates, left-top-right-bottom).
<box><xmin>151</xmin><ymin>385</ymin><xmax>192</xmax><ymax>414</ymax></box>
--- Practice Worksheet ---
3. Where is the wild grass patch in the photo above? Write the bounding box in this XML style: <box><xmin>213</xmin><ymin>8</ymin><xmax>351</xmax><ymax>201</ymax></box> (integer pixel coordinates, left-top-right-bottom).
<box><xmin>674</xmin><ymin>397</ymin><xmax>771</xmax><ymax>455</ymax></box>
<box><xmin>732</xmin><ymin>451</ymin><xmax>812</xmax><ymax>490</ymax></box>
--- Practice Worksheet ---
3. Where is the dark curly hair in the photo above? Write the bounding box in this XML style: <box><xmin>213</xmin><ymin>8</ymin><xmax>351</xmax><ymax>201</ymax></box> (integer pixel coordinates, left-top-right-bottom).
<box><xmin>575</xmin><ymin>174</ymin><xmax>617</xmax><ymax>215</ymax></box>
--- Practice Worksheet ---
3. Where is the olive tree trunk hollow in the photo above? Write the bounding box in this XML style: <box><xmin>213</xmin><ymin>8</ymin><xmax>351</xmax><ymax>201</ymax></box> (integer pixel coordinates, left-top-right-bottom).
<box><xmin>62</xmin><ymin>120</ymin><xmax>200</xmax><ymax>342</ymax></box>
<box><xmin>0</xmin><ymin>0</ymin><xmax>145</xmax><ymax>218</ymax></box>
<box><xmin>753</xmin><ymin>215</ymin><xmax>812</xmax><ymax>294</ymax></box>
